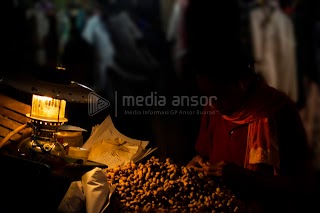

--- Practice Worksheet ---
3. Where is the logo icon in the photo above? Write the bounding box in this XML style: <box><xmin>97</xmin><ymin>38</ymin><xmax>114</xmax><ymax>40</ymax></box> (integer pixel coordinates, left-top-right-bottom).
<box><xmin>88</xmin><ymin>92</ymin><xmax>110</xmax><ymax>116</ymax></box>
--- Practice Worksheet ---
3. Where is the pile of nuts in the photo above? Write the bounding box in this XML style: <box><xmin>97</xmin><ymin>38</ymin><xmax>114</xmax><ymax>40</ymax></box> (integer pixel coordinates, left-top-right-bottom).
<box><xmin>106</xmin><ymin>156</ymin><xmax>242</xmax><ymax>213</ymax></box>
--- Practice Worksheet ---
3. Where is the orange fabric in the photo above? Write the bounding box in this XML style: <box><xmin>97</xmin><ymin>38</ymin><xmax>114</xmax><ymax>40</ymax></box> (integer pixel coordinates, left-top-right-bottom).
<box><xmin>220</xmin><ymin>81</ymin><xmax>289</xmax><ymax>171</ymax></box>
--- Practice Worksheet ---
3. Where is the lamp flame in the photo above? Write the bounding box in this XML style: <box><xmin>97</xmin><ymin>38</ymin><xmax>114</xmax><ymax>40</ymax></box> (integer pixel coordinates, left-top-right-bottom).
<box><xmin>28</xmin><ymin>94</ymin><xmax>67</xmax><ymax>122</ymax></box>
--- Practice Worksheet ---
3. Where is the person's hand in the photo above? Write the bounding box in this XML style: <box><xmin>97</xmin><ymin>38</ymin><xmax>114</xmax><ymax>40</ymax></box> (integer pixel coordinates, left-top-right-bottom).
<box><xmin>187</xmin><ymin>157</ymin><xmax>229</xmax><ymax>176</ymax></box>
<box><xmin>187</xmin><ymin>158</ymin><xmax>243</xmax><ymax>177</ymax></box>
<box><xmin>201</xmin><ymin>160</ymin><xmax>227</xmax><ymax>176</ymax></box>
<box><xmin>186</xmin><ymin>155</ymin><xmax>208</xmax><ymax>170</ymax></box>
<box><xmin>201</xmin><ymin>161</ymin><xmax>243</xmax><ymax>177</ymax></box>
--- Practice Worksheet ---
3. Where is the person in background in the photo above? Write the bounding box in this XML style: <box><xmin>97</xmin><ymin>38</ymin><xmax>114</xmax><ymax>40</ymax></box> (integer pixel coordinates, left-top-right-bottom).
<box><xmin>185</xmin><ymin>0</ymin><xmax>315</xmax><ymax>212</ymax></box>
<box><xmin>81</xmin><ymin>1</ymin><xmax>115</xmax><ymax>95</ymax></box>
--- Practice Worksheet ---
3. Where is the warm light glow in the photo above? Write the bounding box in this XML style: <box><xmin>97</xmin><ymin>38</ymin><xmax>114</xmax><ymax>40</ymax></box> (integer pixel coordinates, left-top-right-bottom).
<box><xmin>56</xmin><ymin>66</ymin><xmax>66</xmax><ymax>70</ymax></box>
<box><xmin>28</xmin><ymin>94</ymin><xmax>67</xmax><ymax>122</ymax></box>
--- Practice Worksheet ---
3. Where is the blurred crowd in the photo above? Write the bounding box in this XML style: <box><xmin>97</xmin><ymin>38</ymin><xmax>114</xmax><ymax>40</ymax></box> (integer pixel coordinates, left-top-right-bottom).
<box><xmin>2</xmin><ymin>0</ymin><xmax>320</xmax><ymax>165</ymax></box>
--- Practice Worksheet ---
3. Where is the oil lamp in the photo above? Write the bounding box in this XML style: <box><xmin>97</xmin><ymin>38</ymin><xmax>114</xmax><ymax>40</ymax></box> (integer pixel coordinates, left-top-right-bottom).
<box><xmin>18</xmin><ymin>94</ymin><xmax>68</xmax><ymax>161</ymax></box>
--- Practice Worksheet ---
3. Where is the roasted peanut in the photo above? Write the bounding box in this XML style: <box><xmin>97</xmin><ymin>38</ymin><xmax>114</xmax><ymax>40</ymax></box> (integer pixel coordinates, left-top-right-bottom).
<box><xmin>106</xmin><ymin>156</ymin><xmax>242</xmax><ymax>212</ymax></box>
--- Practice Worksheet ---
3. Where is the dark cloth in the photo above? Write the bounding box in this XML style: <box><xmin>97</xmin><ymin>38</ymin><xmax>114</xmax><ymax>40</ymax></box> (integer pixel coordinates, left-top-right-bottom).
<box><xmin>294</xmin><ymin>0</ymin><xmax>320</xmax><ymax>84</ymax></box>
<box><xmin>315</xmin><ymin>21</ymin><xmax>320</xmax><ymax>82</ymax></box>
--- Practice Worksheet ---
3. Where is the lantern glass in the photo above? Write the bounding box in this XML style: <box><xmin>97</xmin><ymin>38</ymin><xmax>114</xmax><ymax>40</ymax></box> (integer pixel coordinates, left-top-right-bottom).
<box><xmin>27</xmin><ymin>94</ymin><xmax>67</xmax><ymax>122</ymax></box>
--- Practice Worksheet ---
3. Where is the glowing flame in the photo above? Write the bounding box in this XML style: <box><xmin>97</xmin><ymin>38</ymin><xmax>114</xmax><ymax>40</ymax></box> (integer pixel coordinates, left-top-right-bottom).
<box><xmin>30</xmin><ymin>94</ymin><xmax>66</xmax><ymax>121</ymax></box>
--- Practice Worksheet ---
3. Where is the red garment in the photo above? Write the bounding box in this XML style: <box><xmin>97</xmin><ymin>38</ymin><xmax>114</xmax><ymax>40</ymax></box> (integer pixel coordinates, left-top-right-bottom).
<box><xmin>195</xmin><ymin>81</ymin><xmax>308</xmax><ymax>175</ymax></box>
<box><xmin>196</xmin><ymin>110</ymin><xmax>248</xmax><ymax>167</ymax></box>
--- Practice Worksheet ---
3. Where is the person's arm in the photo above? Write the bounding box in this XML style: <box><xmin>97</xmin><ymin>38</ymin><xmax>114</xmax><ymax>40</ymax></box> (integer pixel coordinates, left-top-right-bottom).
<box><xmin>195</xmin><ymin>106</ymin><xmax>212</xmax><ymax>158</ymax></box>
<box><xmin>187</xmin><ymin>106</ymin><xmax>212</xmax><ymax>167</ymax></box>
